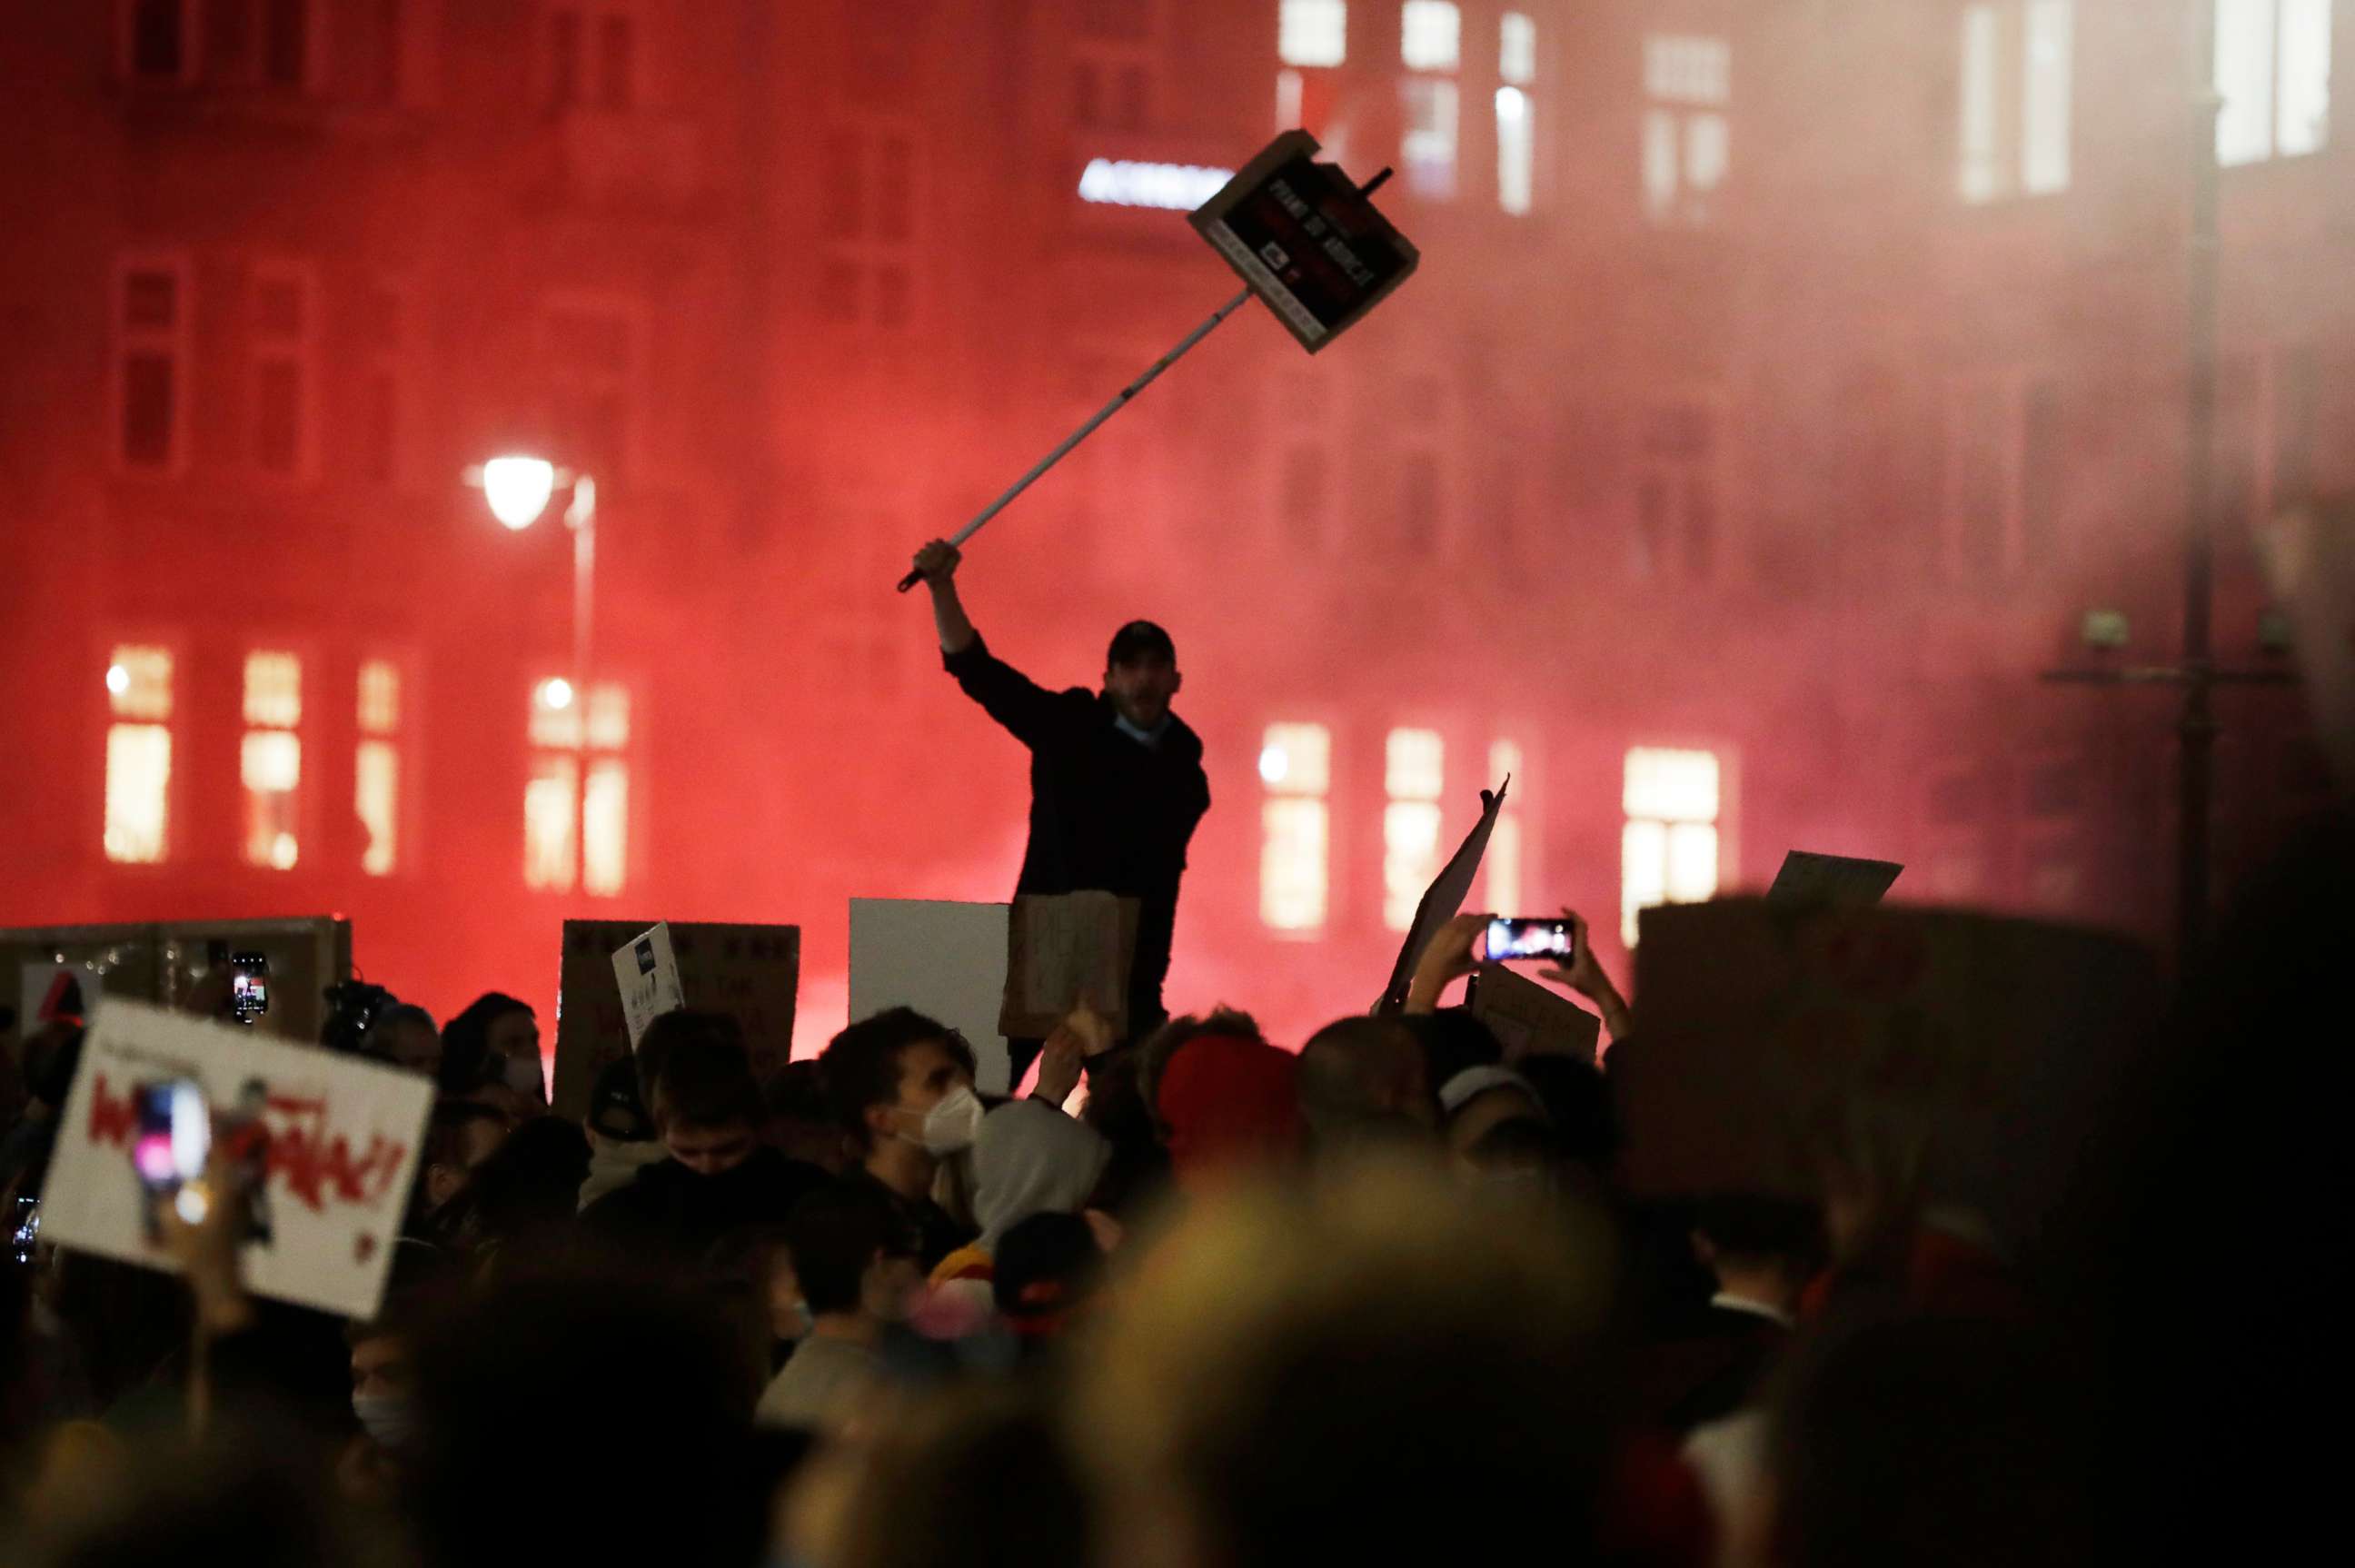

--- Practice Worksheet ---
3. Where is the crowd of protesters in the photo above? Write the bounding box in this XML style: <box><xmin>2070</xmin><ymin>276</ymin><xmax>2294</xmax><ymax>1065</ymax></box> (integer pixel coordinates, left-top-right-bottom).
<box><xmin>0</xmin><ymin>799</ymin><xmax>2345</xmax><ymax>1568</ymax></box>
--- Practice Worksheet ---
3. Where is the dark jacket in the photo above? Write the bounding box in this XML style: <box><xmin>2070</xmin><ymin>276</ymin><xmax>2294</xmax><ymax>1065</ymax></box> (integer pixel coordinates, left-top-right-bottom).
<box><xmin>942</xmin><ymin>633</ymin><xmax>1211</xmax><ymax>1024</ymax></box>
<box><xmin>580</xmin><ymin>1146</ymin><xmax>828</xmax><ymax>1265</ymax></box>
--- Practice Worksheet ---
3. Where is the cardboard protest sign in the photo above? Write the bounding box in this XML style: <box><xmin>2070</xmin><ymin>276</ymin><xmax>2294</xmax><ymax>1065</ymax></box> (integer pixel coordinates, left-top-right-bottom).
<box><xmin>998</xmin><ymin>892</ymin><xmax>1138</xmax><ymax>1042</ymax></box>
<box><xmin>2</xmin><ymin>918</ymin><xmax>347</xmax><ymax>1064</ymax></box>
<box><xmin>1766</xmin><ymin>851</ymin><xmax>1904</xmax><ymax>910</ymax></box>
<box><xmin>611</xmin><ymin>923</ymin><xmax>685</xmax><ymax>1048</ymax></box>
<box><xmin>1467</xmin><ymin>965</ymin><xmax>1602</xmax><ymax>1066</ymax></box>
<box><xmin>1190</xmin><ymin>129</ymin><xmax>1419</xmax><ymax>353</ymax></box>
<box><xmin>41</xmin><ymin>999</ymin><xmax>431</xmax><ymax>1319</ymax></box>
<box><xmin>552</xmin><ymin>921</ymin><xmax>798</xmax><ymax>1117</ymax></box>
<box><xmin>1615</xmin><ymin>900</ymin><xmax>2159</xmax><ymax>1254</ymax></box>
<box><xmin>2259</xmin><ymin>497</ymin><xmax>2355</xmax><ymax>789</ymax></box>
<box><xmin>850</xmin><ymin>899</ymin><xmax>1015</xmax><ymax>1095</ymax></box>
<box><xmin>1384</xmin><ymin>782</ymin><xmax>1510</xmax><ymax>1005</ymax></box>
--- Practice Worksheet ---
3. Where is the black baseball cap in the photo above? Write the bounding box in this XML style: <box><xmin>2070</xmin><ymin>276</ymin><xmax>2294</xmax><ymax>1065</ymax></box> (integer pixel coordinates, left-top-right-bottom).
<box><xmin>1107</xmin><ymin>620</ymin><xmax>1176</xmax><ymax>668</ymax></box>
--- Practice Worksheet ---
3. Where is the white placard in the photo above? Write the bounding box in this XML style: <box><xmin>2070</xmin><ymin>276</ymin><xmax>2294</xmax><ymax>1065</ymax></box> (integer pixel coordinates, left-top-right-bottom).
<box><xmin>611</xmin><ymin>922</ymin><xmax>685</xmax><ymax>1048</ymax></box>
<box><xmin>850</xmin><ymin>899</ymin><xmax>1013</xmax><ymax>1095</ymax></box>
<box><xmin>42</xmin><ymin>998</ymin><xmax>432</xmax><ymax>1320</ymax></box>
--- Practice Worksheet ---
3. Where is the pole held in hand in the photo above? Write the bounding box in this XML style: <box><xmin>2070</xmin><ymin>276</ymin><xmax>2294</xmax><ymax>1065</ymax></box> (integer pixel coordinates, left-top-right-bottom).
<box><xmin>896</xmin><ymin>284</ymin><xmax>1255</xmax><ymax>591</ymax></box>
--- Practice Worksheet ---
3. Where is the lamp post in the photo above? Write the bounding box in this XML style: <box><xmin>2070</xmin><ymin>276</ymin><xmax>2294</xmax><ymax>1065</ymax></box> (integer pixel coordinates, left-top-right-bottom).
<box><xmin>476</xmin><ymin>455</ymin><xmax>598</xmax><ymax>894</ymax></box>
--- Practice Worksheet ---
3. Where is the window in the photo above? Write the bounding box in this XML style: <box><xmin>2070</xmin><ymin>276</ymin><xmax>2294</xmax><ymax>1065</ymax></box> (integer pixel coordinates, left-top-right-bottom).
<box><xmin>1496</xmin><ymin>13</ymin><xmax>1536</xmax><ymax>214</ymax></box>
<box><xmin>114</xmin><ymin>258</ymin><xmax>190</xmax><ymax>473</ymax></box>
<box><xmin>818</xmin><ymin>127</ymin><xmax>919</xmax><ymax>332</ymax></box>
<box><xmin>241</xmin><ymin>652</ymin><xmax>302</xmax><ymax>869</ymax></box>
<box><xmin>104</xmin><ymin>646</ymin><xmax>174</xmax><ymax>864</ymax></box>
<box><xmin>126</xmin><ymin>0</ymin><xmax>195</xmax><ymax>81</ymax></box>
<box><xmin>542</xmin><ymin>300</ymin><xmax>641</xmax><ymax>477</ymax></box>
<box><xmin>1259</xmin><ymin>722</ymin><xmax>1331</xmax><ymax>931</ymax></box>
<box><xmin>1280</xmin><ymin>0</ymin><xmax>1346</xmax><ymax>65</ymax></box>
<box><xmin>2218</xmin><ymin>0</ymin><xmax>2333</xmax><ymax>165</ymax></box>
<box><xmin>1634</xmin><ymin>400</ymin><xmax>1718</xmax><ymax>580</ymax></box>
<box><xmin>1622</xmin><ymin>748</ymin><xmax>1720</xmax><ymax>947</ymax></box>
<box><xmin>1400</xmin><ymin>3</ymin><xmax>1461</xmax><ymax>198</ymax></box>
<box><xmin>360</xmin><ymin>283</ymin><xmax>412</xmax><ymax>487</ymax></box>
<box><xmin>1643</xmin><ymin>35</ymin><xmax>1730</xmax><ymax>223</ymax></box>
<box><xmin>248</xmin><ymin>263</ymin><xmax>314</xmax><ymax>476</ymax></box>
<box><xmin>357</xmin><ymin>660</ymin><xmax>402</xmax><ymax>876</ymax></box>
<box><xmin>1482</xmin><ymin>740</ymin><xmax>1525</xmax><ymax>913</ymax></box>
<box><xmin>524</xmin><ymin>678</ymin><xmax>630</xmax><ymax>894</ymax></box>
<box><xmin>1959</xmin><ymin>1</ymin><xmax>2073</xmax><ymax>202</ymax></box>
<box><xmin>1383</xmin><ymin>728</ymin><xmax>1445</xmax><ymax>931</ymax></box>
<box><xmin>1943</xmin><ymin>372</ymin><xmax>2062</xmax><ymax>577</ymax></box>
<box><xmin>1073</xmin><ymin>0</ymin><xmax>1158</xmax><ymax>130</ymax></box>
<box><xmin>549</xmin><ymin>5</ymin><xmax>634</xmax><ymax>113</ymax></box>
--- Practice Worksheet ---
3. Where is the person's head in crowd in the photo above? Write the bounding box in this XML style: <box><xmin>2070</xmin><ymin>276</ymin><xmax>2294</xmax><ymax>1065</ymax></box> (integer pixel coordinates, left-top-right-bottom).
<box><xmin>789</xmin><ymin>1384</ymin><xmax>1092</xmax><ymax>1568</ymax></box>
<box><xmin>784</xmin><ymin>1179</ymin><xmax>922</xmax><ymax>1332</ymax></box>
<box><xmin>1462</xmin><ymin>1115</ymin><xmax>1570</xmax><ymax>1201</ymax></box>
<box><xmin>408</xmin><ymin>1264</ymin><xmax>769</xmax><ymax>1568</ymax></box>
<box><xmin>1694</xmin><ymin>1195</ymin><xmax>1823</xmax><ymax>1319</ymax></box>
<box><xmin>703</xmin><ymin>1224</ymin><xmax>809</xmax><ymax>1373</ymax></box>
<box><xmin>1437</xmin><ymin>1065</ymin><xmax>1548</xmax><ymax>1166</ymax></box>
<box><xmin>1402</xmin><ymin>1007</ymin><xmax>1505</xmax><ymax>1097</ymax></box>
<box><xmin>1103</xmin><ymin>619</ymin><xmax>1181</xmax><ymax>733</ymax></box>
<box><xmin>821</xmin><ymin>1007</ymin><xmax>972</xmax><ymax>1184</ymax></box>
<box><xmin>636</xmin><ymin>1008</ymin><xmax>747</xmax><ymax>1113</ymax></box>
<box><xmin>436</xmin><ymin>1116</ymin><xmax>591</xmax><ymax>1271</ymax></box>
<box><xmin>1077</xmin><ymin>1158</ymin><xmax>1618</xmax><ymax>1568</ymax></box>
<box><xmin>1513</xmin><ymin>1054</ymin><xmax>1618</xmax><ymax>1172</ymax></box>
<box><xmin>1297</xmin><ymin>1015</ymin><xmax>1436</xmax><ymax>1148</ymax></box>
<box><xmin>651</xmin><ymin>1031</ymin><xmax>767</xmax><ymax>1177</ymax></box>
<box><xmin>369</xmin><ymin>1004</ymin><xmax>440</xmax><ymax>1077</ymax></box>
<box><xmin>21</xmin><ymin>1442</ymin><xmax>395</xmax><ymax>1568</ymax></box>
<box><xmin>344</xmin><ymin>1258</ymin><xmax>456</xmax><ymax>1468</ymax></box>
<box><xmin>418</xmin><ymin>1098</ymin><xmax>510</xmax><ymax>1213</ymax></box>
<box><xmin>1141</xmin><ymin>1012</ymin><xmax>1303</xmax><ymax>1191</ymax></box>
<box><xmin>993</xmin><ymin>1210</ymin><xmax>1108</xmax><ymax>1349</ymax></box>
<box><xmin>1763</xmin><ymin>1311</ymin><xmax>2092</xmax><ymax>1568</ymax></box>
<box><xmin>437</xmin><ymin>992</ymin><xmax>542</xmax><ymax>1115</ymax></box>
<box><xmin>970</xmin><ymin>1099</ymin><xmax>1111</xmax><ymax>1251</ymax></box>
<box><xmin>763</xmin><ymin>1060</ymin><xmax>852</xmax><ymax>1173</ymax></box>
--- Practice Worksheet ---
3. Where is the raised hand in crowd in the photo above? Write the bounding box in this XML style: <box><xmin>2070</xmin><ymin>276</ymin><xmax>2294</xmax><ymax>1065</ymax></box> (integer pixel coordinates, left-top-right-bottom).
<box><xmin>1536</xmin><ymin>908</ymin><xmax>1633</xmax><ymax>1045</ymax></box>
<box><xmin>1404</xmin><ymin>912</ymin><xmax>1492</xmax><ymax>1014</ymax></box>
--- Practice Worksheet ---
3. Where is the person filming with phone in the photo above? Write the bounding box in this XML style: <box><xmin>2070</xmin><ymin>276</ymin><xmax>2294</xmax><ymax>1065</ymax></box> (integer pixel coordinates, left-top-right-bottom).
<box><xmin>910</xmin><ymin>538</ymin><xmax>1211</xmax><ymax>1087</ymax></box>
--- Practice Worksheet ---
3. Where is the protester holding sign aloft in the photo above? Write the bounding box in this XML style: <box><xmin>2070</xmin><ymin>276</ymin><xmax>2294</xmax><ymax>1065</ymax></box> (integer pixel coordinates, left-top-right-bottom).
<box><xmin>911</xmin><ymin>538</ymin><xmax>1211</xmax><ymax>1087</ymax></box>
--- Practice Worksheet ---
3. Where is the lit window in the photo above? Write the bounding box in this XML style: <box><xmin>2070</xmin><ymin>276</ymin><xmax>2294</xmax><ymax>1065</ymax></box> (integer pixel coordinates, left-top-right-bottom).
<box><xmin>1495</xmin><ymin>86</ymin><xmax>1534</xmax><ymax>214</ymax></box>
<box><xmin>1500</xmin><ymin>12</ymin><xmax>1536</xmax><ymax>85</ymax></box>
<box><xmin>242</xmin><ymin>651</ymin><xmax>301</xmax><ymax>869</ymax></box>
<box><xmin>249</xmin><ymin>264</ymin><xmax>313</xmax><ymax>475</ymax></box>
<box><xmin>1959</xmin><ymin>2</ymin><xmax>2074</xmax><ymax>202</ymax></box>
<box><xmin>1643</xmin><ymin>35</ymin><xmax>1730</xmax><ymax>223</ymax></box>
<box><xmin>1402</xmin><ymin>77</ymin><xmax>1459</xmax><ymax>198</ymax></box>
<box><xmin>1259</xmin><ymin>722</ymin><xmax>1330</xmax><ymax>932</ymax></box>
<box><xmin>357</xmin><ymin>660</ymin><xmax>401</xmax><ymax>876</ymax></box>
<box><xmin>114</xmin><ymin>259</ymin><xmax>189</xmax><ymax>473</ymax></box>
<box><xmin>1622</xmin><ymin>748</ymin><xmax>1721</xmax><ymax>947</ymax></box>
<box><xmin>1383</xmin><ymin>728</ymin><xmax>1445</xmax><ymax>930</ymax></box>
<box><xmin>1401</xmin><ymin>2</ymin><xmax>1460</xmax><ymax>70</ymax></box>
<box><xmin>1280</xmin><ymin>0</ymin><xmax>1346</xmax><ymax>66</ymax></box>
<box><xmin>524</xmin><ymin>677</ymin><xmax>630</xmax><ymax>893</ymax></box>
<box><xmin>104</xmin><ymin>645</ymin><xmax>173</xmax><ymax>864</ymax></box>
<box><xmin>2218</xmin><ymin>0</ymin><xmax>2333</xmax><ymax>165</ymax></box>
<box><xmin>1482</xmin><ymin>740</ymin><xmax>1525</xmax><ymax>913</ymax></box>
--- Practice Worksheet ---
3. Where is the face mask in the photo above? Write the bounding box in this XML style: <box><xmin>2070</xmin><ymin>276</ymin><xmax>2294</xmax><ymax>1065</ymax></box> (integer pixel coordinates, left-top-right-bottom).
<box><xmin>919</xmin><ymin>1086</ymin><xmax>985</xmax><ymax>1156</ymax></box>
<box><xmin>353</xmin><ymin>1391</ymin><xmax>419</xmax><ymax>1451</ymax></box>
<box><xmin>502</xmin><ymin>1051</ymin><xmax>545</xmax><ymax>1097</ymax></box>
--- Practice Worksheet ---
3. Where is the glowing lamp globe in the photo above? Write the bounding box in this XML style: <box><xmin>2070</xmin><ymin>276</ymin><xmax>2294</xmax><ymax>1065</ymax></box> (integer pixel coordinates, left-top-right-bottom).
<box><xmin>483</xmin><ymin>456</ymin><xmax>558</xmax><ymax>531</ymax></box>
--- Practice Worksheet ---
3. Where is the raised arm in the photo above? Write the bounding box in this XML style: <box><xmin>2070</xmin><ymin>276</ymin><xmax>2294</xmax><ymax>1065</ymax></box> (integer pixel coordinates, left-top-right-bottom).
<box><xmin>912</xmin><ymin>539</ymin><xmax>978</xmax><ymax>655</ymax></box>
<box><xmin>911</xmin><ymin>537</ymin><xmax>1062</xmax><ymax>747</ymax></box>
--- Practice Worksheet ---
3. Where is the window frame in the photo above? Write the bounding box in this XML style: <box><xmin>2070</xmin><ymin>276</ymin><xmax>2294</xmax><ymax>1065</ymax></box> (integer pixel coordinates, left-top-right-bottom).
<box><xmin>111</xmin><ymin>252</ymin><xmax>194</xmax><ymax>478</ymax></box>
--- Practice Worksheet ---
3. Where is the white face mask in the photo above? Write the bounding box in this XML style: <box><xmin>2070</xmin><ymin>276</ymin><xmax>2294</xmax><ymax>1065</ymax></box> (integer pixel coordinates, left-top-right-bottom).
<box><xmin>919</xmin><ymin>1086</ymin><xmax>985</xmax><ymax>1156</ymax></box>
<box><xmin>353</xmin><ymin>1391</ymin><xmax>419</xmax><ymax>1451</ymax></box>
<box><xmin>502</xmin><ymin>1051</ymin><xmax>545</xmax><ymax>1098</ymax></box>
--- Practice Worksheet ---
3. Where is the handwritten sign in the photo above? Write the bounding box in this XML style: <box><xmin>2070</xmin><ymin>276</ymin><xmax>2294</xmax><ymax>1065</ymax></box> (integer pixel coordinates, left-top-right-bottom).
<box><xmin>999</xmin><ymin>893</ymin><xmax>1138</xmax><ymax>1041</ymax></box>
<box><xmin>1615</xmin><ymin>900</ymin><xmax>2158</xmax><ymax>1255</ymax></box>
<box><xmin>41</xmin><ymin>998</ymin><xmax>432</xmax><ymax>1319</ymax></box>
<box><xmin>1467</xmin><ymin>965</ymin><xmax>1601</xmax><ymax>1066</ymax></box>
<box><xmin>1765</xmin><ymin>851</ymin><xmax>1904</xmax><ymax>910</ymax></box>
<box><xmin>611</xmin><ymin>923</ymin><xmax>685</xmax><ymax>1048</ymax></box>
<box><xmin>1190</xmin><ymin>130</ymin><xmax>1419</xmax><ymax>354</ymax></box>
<box><xmin>552</xmin><ymin>921</ymin><xmax>799</xmax><ymax>1118</ymax></box>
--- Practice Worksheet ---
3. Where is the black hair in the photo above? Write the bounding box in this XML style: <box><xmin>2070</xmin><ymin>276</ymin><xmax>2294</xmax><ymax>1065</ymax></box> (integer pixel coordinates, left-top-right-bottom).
<box><xmin>638</xmin><ymin>1009</ymin><xmax>748</xmax><ymax>1110</ymax></box>
<box><xmin>993</xmin><ymin>1210</ymin><xmax>1105</xmax><ymax>1324</ymax></box>
<box><xmin>437</xmin><ymin>992</ymin><xmax>533</xmax><ymax>1096</ymax></box>
<box><xmin>655</xmin><ymin>1033</ymin><xmax>765</xmax><ymax>1134</ymax></box>
<box><xmin>820</xmin><ymin>1007</ymin><xmax>951</xmax><ymax>1149</ymax></box>
<box><xmin>784</xmin><ymin>1180</ymin><xmax>915</xmax><ymax>1316</ymax></box>
<box><xmin>761</xmin><ymin>1059</ymin><xmax>833</xmax><ymax>1126</ymax></box>
<box><xmin>1514</xmin><ymin>1056</ymin><xmax>1620</xmax><ymax>1170</ymax></box>
<box><xmin>1402</xmin><ymin>1007</ymin><xmax>1505</xmax><ymax>1093</ymax></box>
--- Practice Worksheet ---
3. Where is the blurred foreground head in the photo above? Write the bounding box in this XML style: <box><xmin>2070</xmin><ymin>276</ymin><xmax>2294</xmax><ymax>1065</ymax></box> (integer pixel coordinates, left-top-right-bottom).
<box><xmin>1075</xmin><ymin>1158</ymin><xmax>1618</xmax><ymax>1568</ymax></box>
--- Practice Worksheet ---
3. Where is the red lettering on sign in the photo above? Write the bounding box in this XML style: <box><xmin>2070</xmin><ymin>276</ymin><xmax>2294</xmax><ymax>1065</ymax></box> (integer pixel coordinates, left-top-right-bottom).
<box><xmin>80</xmin><ymin>1076</ymin><xmax>407</xmax><ymax>1216</ymax></box>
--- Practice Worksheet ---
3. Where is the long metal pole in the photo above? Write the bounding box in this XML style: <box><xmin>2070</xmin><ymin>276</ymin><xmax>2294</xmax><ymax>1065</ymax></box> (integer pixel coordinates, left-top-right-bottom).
<box><xmin>2180</xmin><ymin>1</ymin><xmax>2222</xmax><ymax>962</ymax></box>
<box><xmin>894</xmin><ymin>285</ymin><xmax>1256</xmax><ymax>591</ymax></box>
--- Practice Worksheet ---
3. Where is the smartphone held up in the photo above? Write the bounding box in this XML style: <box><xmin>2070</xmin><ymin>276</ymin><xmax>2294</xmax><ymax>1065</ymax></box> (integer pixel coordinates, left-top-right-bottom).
<box><xmin>1486</xmin><ymin>917</ymin><xmax>1575</xmax><ymax>964</ymax></box>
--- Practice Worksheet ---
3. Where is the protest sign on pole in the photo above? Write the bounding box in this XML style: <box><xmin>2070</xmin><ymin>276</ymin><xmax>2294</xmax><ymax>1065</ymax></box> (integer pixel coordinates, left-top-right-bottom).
<box><xmin>611</xmin><ymin>922</ymin><xmax>685</xmax><ymax>1049</ymax></box>
<box><xmin>552</xmin><ymin>921</ymin><xmax>799</xmax><ymax>1117</ymax></box>
<box><xmin>998</xmin><ymin>892</ymin><xmax>1139</xmax><ymax>1043</ymax></box>
<box><xmin>1615</xmin><ymin>899</ymin><xmax>2159</xmax><ymax>1255</ymax></box>
<box><xmin>1765</xmin><ymin>851</ymin><xmax>1904</xmax><ymax>910</ymax></box>
<box><xmin>850</xmin><ymin>899</ymin><xmax>1015</xmax><ymax>1094</ymax></box>
<box><xmin>1466</xmin><ymin>965</ymin><xmax>1602</xmax><ymax>1066</ymax></box>
<box><xmin>40</xmin><ymin>998</ymin><xmax>432</xmax><ymax>1320</ymax></box>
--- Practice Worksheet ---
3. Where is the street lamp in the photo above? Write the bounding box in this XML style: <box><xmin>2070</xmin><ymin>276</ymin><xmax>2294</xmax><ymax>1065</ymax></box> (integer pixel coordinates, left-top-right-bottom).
<box><xmin>469</xmin><ymin>453</ymin><xmax>599</xmax><ymax>893</ymax></box>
